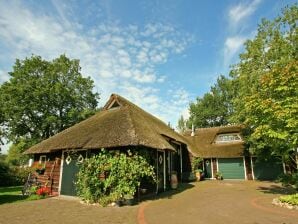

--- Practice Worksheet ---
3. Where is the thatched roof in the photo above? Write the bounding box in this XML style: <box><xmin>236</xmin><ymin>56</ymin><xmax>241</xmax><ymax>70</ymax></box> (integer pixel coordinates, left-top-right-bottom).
<box><xmin>184</xmin><ymin>125</ymin><xmax>245</xmax><ymax>158</ymax></box>
<box><xmin>25</xmin><ymin>94</ymin><xmax>188</xmax><ymax>154</ymax></box>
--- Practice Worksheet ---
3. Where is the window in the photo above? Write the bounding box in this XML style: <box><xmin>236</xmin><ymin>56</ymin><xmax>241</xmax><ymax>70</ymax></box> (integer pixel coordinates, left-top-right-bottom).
<box><xmin>215</xmin><ymin>133</ymin><xmax>242</xmax><ymax>143</ymax></box>
<box><xmin>39</xmin><ymin>155</ymin><xmax>47</xmax><ymax>164</ymax></box>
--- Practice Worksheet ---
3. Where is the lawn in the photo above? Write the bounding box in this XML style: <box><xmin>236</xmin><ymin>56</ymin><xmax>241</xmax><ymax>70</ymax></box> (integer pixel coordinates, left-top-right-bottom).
<box><xmin>0</xmin><ymin>186</ymin><xmax>40</xmax><ymax>205</ymax></box>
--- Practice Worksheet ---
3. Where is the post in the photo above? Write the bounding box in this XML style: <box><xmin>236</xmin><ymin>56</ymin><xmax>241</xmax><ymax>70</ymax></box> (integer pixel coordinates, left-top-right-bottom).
<box><xmin>180</xmin><ymin>145</ymin><xmax>183</xmax><ymax>182</ymax></box>
<box><xmin>163</xmin><ymin>151</ymin><xmax>166</xmax><ymax>191</ymax></box>
<box><xmin>250</xmin><ymin>156</ymin><xmax>255</xmax><ymax>180</ymax></box>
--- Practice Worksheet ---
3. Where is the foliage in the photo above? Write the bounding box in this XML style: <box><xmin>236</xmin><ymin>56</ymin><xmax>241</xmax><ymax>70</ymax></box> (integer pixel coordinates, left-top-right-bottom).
<box><xmin>0</xmin><ymin>54</ymin><xmax>99</xmax><ymax>147</ymax></box>
<box><xmin>5</xmin><ymin>139</ymin><xmax>30</xmax><ymax>166</ymax></box>
<box><xmin>279</xmin><ymin>193</ymin><xmax>298</xmax><ymax>206</ymax></box>
<box><xmin>229</xmin><ymin>5</ymin><xmax>298</xmax><ymax>162</ymax></box>
<box><xmin>188</xmin><ymin>75</ymin><xmax>234</xmax><ymax>128</ymax></box>
<box><xmin>280</xmin><ymin>173</ymin><xmax>298</xmax><ymax>190</ymax></box>
<box><xmin>76</xmin><ymin>149</ymin><xmax>156</xmax><ymax>206</ymax></box>
<box><xmin>191</xmin><ymin>157</ymin><xmax>203</xmax><ymax>172</ymax></box>
<box><xmin>215</xmin><ymin>172</ymin><xmax>223</xmax><ymax>180</ymax></box>
<box><xmin>0</xmin><ymin>160</ymin><xmax>32</xmax><ymax>187</ymax></box>
<box><xmin>177</xmin><ymin>115</ymin><xmax>187</xmax><ymax>133</ymax></box>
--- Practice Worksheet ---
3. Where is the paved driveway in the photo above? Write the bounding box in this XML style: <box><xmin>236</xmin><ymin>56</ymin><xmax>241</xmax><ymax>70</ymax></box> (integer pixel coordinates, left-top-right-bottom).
<box><xmin>0</xmin><ymin>181</ymin><xmax>297</xmax><ymax>224</ymax></box>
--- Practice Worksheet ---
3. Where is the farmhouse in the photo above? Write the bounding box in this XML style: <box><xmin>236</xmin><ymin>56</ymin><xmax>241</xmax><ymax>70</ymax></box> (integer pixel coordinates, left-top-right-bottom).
<box><xmin>25</xmin><ymin>94</ymin><xmax>192</xmax><ymax>196</ymax></box>
<box><xmin>25</xmin><ymin>93</ymin><xmax>285</xmax><ymax>197</ymax></box>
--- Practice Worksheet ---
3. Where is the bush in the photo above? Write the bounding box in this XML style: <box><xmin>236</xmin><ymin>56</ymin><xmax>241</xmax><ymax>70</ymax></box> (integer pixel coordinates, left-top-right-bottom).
<box><xmin>0</xmin><ymin>161</ymin><xmax>32</xmax><ymax>187</ymax></box>
<box><xmin>279</xmin><ymin>173</ymin><xmax>298</xmax><ymax>190</ymax></box>
<box><xmin>76</xmin><ymin>149</ymin><xmax>156</xmax><ymax>206</ymax></box>
<box><xmin>279</xmin><ymin>194</ymin><xmax>298</xmax><ymax>206</ymax></box>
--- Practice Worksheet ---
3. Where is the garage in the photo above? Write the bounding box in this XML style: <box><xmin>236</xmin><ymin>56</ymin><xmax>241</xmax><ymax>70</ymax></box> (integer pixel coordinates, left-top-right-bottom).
<box><xmin>252</xmin><ymin>157</ymin><xmax>284</xmax><ymax>180</ymax></box>
<box><xmin>218</xmin><ymin>158</ymin><xmax>245</xmax><ymax>179</ymax></box>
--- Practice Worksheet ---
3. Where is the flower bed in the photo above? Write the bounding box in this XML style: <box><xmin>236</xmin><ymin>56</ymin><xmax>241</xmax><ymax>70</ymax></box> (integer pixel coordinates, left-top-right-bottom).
<box><xmin>272</xmin><ymin>194</ymin><xmax>298</xmax><ymax>210</ymax></box>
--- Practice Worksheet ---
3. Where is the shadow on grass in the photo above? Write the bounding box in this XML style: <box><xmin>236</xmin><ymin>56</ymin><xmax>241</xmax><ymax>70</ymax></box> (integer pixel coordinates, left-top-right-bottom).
<box><xmin>257</xmin><ymin>183</ymin><xmax>297</xmax><ymax>195</ymax></box>
<box><xmin>138</xmin><ymin>182</ymin><xmax>195</xmax><ymax>203</ymax></box>
<box><xmin>0</xmin><ymin>186</ymin><xmax>22</xmax><ymax>194</ymax></box>
<box><xmin>0</xmin><ymin>194</ymin><xmax>29</xmax><ymax>205</ymax></box>
<box><xmin>0</xmin><ymin>186</ymin><xmax>29</xmax><ymax>205</ymax></box>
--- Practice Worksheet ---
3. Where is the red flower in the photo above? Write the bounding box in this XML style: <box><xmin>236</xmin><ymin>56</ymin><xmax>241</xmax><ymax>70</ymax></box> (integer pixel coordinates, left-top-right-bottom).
<box><xmin>36</xmin><ymin>187</ymin><xmax>50</xmax><ymax>196</ymax></box>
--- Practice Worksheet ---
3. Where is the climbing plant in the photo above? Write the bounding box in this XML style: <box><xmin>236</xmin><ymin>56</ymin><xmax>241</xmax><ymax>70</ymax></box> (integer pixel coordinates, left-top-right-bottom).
<box><xmin>76</xmin><ymin>149</ymin><xmax>156</xmax><ymax>206</ymax></box>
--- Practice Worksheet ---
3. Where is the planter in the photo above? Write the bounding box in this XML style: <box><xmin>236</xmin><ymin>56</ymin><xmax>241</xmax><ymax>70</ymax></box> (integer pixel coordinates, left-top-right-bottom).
<box><xmin>36</xmin><ymin>168</ymin><xmax>45</xmax><ymax>175</ymax></box>
<box><xmin>195</xmin><ymin>170</ymin><xmax>202</xmax><ymax>181</ymax></box>
<box><xmin>170</xmin><ymin>171</ymin><xmax>178</xmax><ymax>189</ymax></box>
<box><xmin>124</xmin><ymin>198</ymin><xmax>136</xmax><ymax>206</ymax></box>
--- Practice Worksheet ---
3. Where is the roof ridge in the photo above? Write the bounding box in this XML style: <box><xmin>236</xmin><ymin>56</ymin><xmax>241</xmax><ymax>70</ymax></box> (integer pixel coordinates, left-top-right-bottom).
<box><xmin>195</xmin><ymin>124</ymin><xmax>242</xmax><ymax>130</ymax></box>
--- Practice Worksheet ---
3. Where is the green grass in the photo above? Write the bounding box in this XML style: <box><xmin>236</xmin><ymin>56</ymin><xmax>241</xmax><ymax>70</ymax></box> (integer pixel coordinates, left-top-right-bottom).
<box><xmin>279</xmin><ymin>193</ymin><xmax>298</xmax><ymax>206</ymax></box>
<box><xmin>0</xmin><ymin>186</ymin><xmax>43</xmax><ymax>205</ymax></box>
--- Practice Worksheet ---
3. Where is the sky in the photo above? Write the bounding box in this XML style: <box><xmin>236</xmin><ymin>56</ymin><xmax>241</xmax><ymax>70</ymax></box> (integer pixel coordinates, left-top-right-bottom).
<box><xmin>0</xmin><ymin>0</ymin><xmax>296</xmax><ymax>153</ymax></box>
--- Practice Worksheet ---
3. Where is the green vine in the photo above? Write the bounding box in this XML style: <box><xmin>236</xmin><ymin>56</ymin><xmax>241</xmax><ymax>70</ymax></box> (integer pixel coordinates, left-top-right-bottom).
<box><xmin>76</xmin><ymin>149</ymin><xmax>156</xmax><ymax>206</ymax></box>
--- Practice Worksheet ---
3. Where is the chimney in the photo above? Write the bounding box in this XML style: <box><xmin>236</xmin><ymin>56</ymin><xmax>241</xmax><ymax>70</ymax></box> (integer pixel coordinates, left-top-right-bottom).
<box><xmin>191</xmin><ymin>124</ymin><xmax>195</xmax><ymax>136</ymax></box>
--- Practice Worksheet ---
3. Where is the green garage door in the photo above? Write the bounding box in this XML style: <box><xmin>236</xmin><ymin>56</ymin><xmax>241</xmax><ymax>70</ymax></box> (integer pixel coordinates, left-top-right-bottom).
<box><xmin>253</xmin><ymin>157</ymin><xmax>283</xmax><ymax>180</ymax></box>
<box><xmin>218</xmin><ymin>158</ymin><xmax>245</xmax><ymax>179</ymax></box>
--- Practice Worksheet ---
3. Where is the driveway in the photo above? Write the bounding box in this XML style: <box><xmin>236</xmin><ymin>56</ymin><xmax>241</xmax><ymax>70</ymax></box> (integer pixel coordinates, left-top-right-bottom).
<box><xmin>0</xmin><ymin>181</ymin><xmax>297</xmax><ymax>224</ymax></box>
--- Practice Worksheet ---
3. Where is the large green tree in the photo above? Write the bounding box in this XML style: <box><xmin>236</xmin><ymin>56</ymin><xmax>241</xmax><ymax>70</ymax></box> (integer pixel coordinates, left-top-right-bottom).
<box><xmin>0</xmin><ymin>55</ymin><xmax>99</xmax><ymax>150</ymax></box>
<box><xmin>230</xmin><ymin>5</ymin><xmax>298</xmax><ymax>164</ymax></box>
<box><xmin>188</xmin><ymin>75</ymin><xmax>234</xmax><ymax>128</ymax></box>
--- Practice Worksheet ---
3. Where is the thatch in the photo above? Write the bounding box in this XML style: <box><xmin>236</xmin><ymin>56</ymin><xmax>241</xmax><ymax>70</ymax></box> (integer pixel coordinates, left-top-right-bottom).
<box><xmin>184</xmin><ymin>125</ymin><xmax>245</xmax><ymax>158</ymax></box>
<box><xmin>25</xmin><ymin>94</ymin><xmax>188</xmax><ymax>154</ymax></box>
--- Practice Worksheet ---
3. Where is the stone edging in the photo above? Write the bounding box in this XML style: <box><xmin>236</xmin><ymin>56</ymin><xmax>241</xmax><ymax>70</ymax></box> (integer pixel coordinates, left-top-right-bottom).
<box><xmin>272</xmin><ymin>198</ymin><xmax>298</xmax><ymax>210</ymax></box>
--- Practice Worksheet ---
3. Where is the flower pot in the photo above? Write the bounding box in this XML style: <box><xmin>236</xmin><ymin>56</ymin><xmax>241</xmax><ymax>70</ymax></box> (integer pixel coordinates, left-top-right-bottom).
<box><xmin>195</xmin><ymin>171</ymin><xmax>201</xmax><ymax>181</ymax></box>
<box><xmin>170</xmin><ymin>171</ymin><xmax>178</xmax><ymax>189</ymax></box>
<box><xmin>124</xmin><ymin>198</ymin><xmax>135</xmax><ymax>206</ymax></box>
<box><xmin>36</xmin><ymin>168</ymin><xmax>45</xmax><ymax>175</ymax></box>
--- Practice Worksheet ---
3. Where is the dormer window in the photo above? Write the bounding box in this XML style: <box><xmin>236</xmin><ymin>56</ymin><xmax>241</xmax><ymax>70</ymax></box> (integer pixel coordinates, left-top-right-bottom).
<box><xmin>215</xmin><ymin>133</ymin><xmax>242</xmax><ymax>143</ymax></box>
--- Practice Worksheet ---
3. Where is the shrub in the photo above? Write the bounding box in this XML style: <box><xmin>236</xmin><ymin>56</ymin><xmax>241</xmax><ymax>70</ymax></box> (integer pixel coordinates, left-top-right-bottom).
<box><xmin>279</xmin><ymin>173</ymin><xmax>298</xmax><ymax>190</ymax></box>
<box><xmin>279</xmin><ymin>194</ymin><xmax>298</xmax><ymax>206</ymax></box>
<box><xmin>76</xmin><ymin>149</ymin><xmax>156</xmax><ymax>206</ymax></box>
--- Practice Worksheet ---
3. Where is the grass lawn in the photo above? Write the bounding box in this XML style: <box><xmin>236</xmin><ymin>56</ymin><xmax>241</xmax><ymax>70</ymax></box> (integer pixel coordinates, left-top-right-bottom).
<box><xmin>0</xmin><ymin>186</ymin><xmax>41</xmax><ymax>205</ymax></box>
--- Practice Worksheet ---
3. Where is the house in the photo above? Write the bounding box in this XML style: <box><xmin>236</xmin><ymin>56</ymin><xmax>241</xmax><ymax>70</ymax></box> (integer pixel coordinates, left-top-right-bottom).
<box><xmin>184</xmin><ymin>125</ymin><xmax>285</xmax><ymax>180</ymax></box>
<box><xmin>25</xmin><ymin>94</ymin><xmax>192</xmax><ymax>196</ymax></box>
<box><xmin>24</xmin><ymin>94</ymin><xmax>285</xmax><ymax>197</ymax></box>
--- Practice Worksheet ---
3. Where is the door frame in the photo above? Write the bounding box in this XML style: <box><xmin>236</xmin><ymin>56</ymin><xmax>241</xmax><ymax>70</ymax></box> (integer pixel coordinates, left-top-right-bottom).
<box><xmin>59</xmin><ymin>149</ymin><xmax>87</xmax><ymax>195</ymax></box>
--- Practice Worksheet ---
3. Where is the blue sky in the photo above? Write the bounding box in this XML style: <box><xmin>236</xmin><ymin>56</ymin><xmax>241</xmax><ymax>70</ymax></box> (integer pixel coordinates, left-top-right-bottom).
<box><xmin>0</xmin><ymin>0</ymin><xmax>296</xmax><ymax>152</ymax></box>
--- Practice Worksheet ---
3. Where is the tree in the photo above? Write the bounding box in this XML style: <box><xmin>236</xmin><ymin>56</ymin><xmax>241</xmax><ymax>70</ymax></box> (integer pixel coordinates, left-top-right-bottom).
<box><xmin>229</xmin><ymin>5</ymin><xmax>298</xmax><ymax>166</ymax></box>
<box><xmin>188</xmin><ymin>75</ymin><xmax>234</xmax><ymax>128</ymax></box>
<box><xmin>0</xmin><ymin>55</ymin><xmax>99</xmax><ymax>148</ymax></box>
<box><xmin>5</xmin><ymin>139</ymin><xmax>29</xmax><ymax>166</ymax></box>
<box><xmin>177</xmin><ymin>115</ymin><xmax>187</xmax><ymax>133</ymax></box>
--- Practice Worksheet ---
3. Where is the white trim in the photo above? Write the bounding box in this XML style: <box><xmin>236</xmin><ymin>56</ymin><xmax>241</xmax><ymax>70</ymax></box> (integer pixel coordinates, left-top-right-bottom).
<box><xmin>250</xmin><ymin>156</ymin><xmax>255</xmax><ymax>180</ymax></box>
<box><xmin>243</xmin><ymin>157</ymin><xmax>247</xmax><ymax>180</ymax></box>
<box><xmin>216</xmin><ymin>158</ymin><xmax>219</xmax><ymax>172</ymax></box>
<box><xmin>211</xmin><ymin>158</ymin><xmax>214</xmax><ymax>179</ymax></box>
<box><xmin>58</xmin><ymin>151</ymin><xmax>64</xmax><ymax>195</ymax></box>
<box><xmin>39</xmin><ymin>155</ymin><xmax>47</xmax><ymax>164</ymax></box>
<box><xmin>282</xmin><ymin>162</ymin><xmax>286</xmax><ymax>174</ymax></box>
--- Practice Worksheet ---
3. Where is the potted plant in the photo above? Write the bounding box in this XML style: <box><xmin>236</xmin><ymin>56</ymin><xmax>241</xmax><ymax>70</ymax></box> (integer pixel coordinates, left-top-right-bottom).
<box><xmin>123</xmin><ymin>194</ymin><xmax>135</xmax><ymax>206</ymax></box>
<box><xmin>192</xmin><ymin>157</ymin><xmax>203</xmax><ymax>181</ymax></box>
<box><xmin>35</xmin><ymin>164</ymin><xmax>46</xmax><ymax>175</ymax></box>
<box><xmin>195</xmin><ymin>169</ymin><xmax>203</xmax><ymax>181</ymax></box>
<box><xmin>215</xmin><ymin>172</ymin><xmax>223</xmax><ymax>180</ymax></box>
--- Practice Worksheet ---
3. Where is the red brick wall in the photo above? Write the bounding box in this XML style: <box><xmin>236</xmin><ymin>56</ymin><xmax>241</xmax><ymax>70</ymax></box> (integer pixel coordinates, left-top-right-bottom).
<box><xmin>32</xmin><ymin>153</ymin><xmax>62</xmax><ymax>195</ymax></box>
<box><xmin>212</xmin><ymin>158</ymin><xmax>217</xmax><ymax>178</ymax></box>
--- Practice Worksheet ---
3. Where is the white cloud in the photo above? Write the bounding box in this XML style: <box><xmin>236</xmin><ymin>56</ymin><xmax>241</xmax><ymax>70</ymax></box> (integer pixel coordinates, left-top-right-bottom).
<box><xmin>223</xmin><ymin>36</ymin><xmax>246</xmax><ymax>67</ymax></box>
<box><xmin>229</xmin><ymin>0</ymin><xmax>262</xmax><ymax>27</ymax></box>
<box><xmin>0</xmin><ymin>1</ymin><xmax>193</xmax><ymax>127</ymax></box>
<box><xmin>0</xmin><ymin>70</ymin><xmax>9</xmax><ymax>83</ymax></box>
